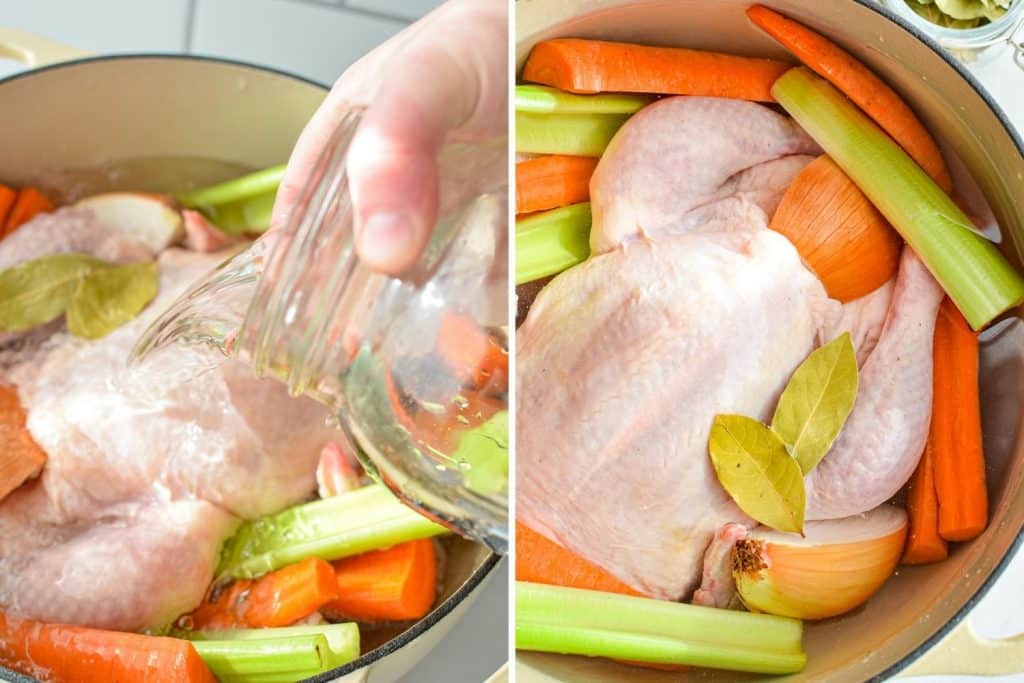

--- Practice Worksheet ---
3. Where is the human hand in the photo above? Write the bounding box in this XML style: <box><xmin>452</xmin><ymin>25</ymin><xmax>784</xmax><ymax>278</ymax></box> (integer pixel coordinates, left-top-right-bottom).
<box><xmin>271</xmin><ymin>0</ymin><xmax>507</xmax><ymax>275</ymax></box>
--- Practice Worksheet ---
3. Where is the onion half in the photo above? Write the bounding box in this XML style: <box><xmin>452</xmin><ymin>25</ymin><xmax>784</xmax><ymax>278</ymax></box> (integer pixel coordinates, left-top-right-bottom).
<box><xmin>732</xmin><ymin>505</ymin><xmax>907</xmax><ymax>620</ymax></box>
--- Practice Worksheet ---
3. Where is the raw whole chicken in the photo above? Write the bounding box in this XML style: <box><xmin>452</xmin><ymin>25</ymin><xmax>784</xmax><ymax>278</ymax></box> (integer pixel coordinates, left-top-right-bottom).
<box><xmin>0</xmin><ymin>219</ymin><xmax>339</xmax><ymax>631</ymax></box>
<box><xmin>517</xmin><ymin>96</ymin><xmax>939</xmax><ymax>601</ymax></box>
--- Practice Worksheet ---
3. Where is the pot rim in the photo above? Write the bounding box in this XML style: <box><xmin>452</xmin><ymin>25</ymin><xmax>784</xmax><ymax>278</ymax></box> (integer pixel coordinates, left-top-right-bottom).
<box><xmin>516</xmin><ymin>0</ymin><xmax>1024</xmax><ymax>678</ymax></box>
<box><xmin>0</xmin><ymin>51</ymin><xmax>504</xmax><ymax>683</ymax></box>
<box><xmin>843</xmin><ymin>3</ymin><xmax>1024</xmax><ymax>677</ymax></box>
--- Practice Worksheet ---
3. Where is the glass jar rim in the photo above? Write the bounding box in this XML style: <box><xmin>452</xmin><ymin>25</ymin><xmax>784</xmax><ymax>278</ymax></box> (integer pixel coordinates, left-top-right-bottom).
<box><xmin>883</xmin><ymin>0</ymin><xmax>1024</xmax><ymax>48</ymax></box>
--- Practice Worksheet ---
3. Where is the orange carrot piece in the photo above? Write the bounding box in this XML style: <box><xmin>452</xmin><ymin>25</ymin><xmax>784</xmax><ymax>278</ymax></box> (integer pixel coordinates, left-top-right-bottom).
<box><xmin>0</xmin><ymin>185</ymin><xmax>16</xmax><ymax>233</ymax></box>
<box><xmin>516</xmin><ymin>522</ymin><xmax>642</xmax><ymax>596</ymax></box>
<box><xmin>0</xmin><ymin>612</ymin><xmax>216</xmax><ymax>683</ymax></box>
<box><xmin>0</xmin><ymin>386</ymin><xmax>47</xmax><ymax>502</ymax></box>
<box><xmin>931</xmin><ymin>298</ymin><xmax>987</xmax><ymax>542</ymax></box>
<box><xmin>189</xmin><ymin>557</ymin><xmax>339</xmax><ymax>630</ymax></box>
<box><xmin>325</xmin><ymin>539</ymin><xmax>438</xmax><ymax>622</ymax></box>
<box><xmin>516</xmin><ymin>155</ymin><xmax>598</xmax><ymax>214</ymax></box>
<box><xmin>436</xmin><ymin>312</ymin><xmax>508</xmax><ymax>391</ymax></box>
<box><xmin>3</xmin><ymin>188</ymin><xmax>53</xmax><ymax>236</ymax></box>
<box><xmin>770</xmin><ymin>155</ymin><xmax>902</xmax><ymax>302</ymax></box>
<box><xmin>746</xmin><ymin>5</ymin><xmax>952</xmax><ymax>192</ymax></box>
<box><xmin>521</xmin><ymin>38</ymin><xmax>790</xmax><ymax>102</ymax></box>
<box><xmin>902</xmin><ymin>441</ymin><xmax>948</xmax><ymax>564</ymax></box>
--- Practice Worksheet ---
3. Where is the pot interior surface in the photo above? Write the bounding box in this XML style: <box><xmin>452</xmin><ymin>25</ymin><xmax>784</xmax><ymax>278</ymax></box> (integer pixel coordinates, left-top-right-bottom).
<box><xmin>0</xmin><ymin>55</ymin><xmax>497</xmax><ymax>681</ymax></box>
<box><xmin>515</xmin><ymin>1</ymin><xmax>1024</xmax><ymax>681</ymax></box>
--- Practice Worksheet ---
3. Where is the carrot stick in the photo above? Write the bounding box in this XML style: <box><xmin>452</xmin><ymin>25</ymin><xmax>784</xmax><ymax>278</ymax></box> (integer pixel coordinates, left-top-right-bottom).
<box><xmin>902</xmin><ymin>441</ymin><xmax>948</xmax><ymax>564</ymax></box>
<box><xmin>0</xmin><ymin>386</ymin><xmax>47</xmax><ymax>502</ymax></box>
<box><xmin>435</xmin><ymin>312</ymin><xmax>507</xmax><ymax>391</ymax></box>
<box><xmin>323</xmin><ymin>539</ymin><xmax>438</xmax><ymax>622</ymax></box>
<box><xmin>189</xmin><ymin>557</ymin><xmax>339</xmax><ymax>630</ymax></box>
<box><xmin>516</xmin><ymin>155</ymin><xmax>598</xmax><ymax>214</ymax></box>
<box><xmin>3</xmin><ymin>187</ymin><xmax>53</xmax><ymax>236</ymax></box>
<box><xmin>0</xmin><ymin>612</ymin><xmax>216</xmax><ymax>683</ymax></box>
<box><xmin>931</xmin><ymin>297</ymin><xmax>988</xmax><ymax>542</ymax></box>
<box><xmin>521</xmin><ymin>38</ymin><xmax>790</xmax><ymax>102</ymax></box>
<box><xmin>516</xmin><ymin>522</ymin><xmax>642</xmax><ymax>596</ymax></box>
<box><xmin>746</xmin><ymin>5</ymin><xmax>952</xmax><ymax>192</ymax></box>
<box><xmin>0</xmin><ymin>185</ymin><xmax>16</xmax><ymax>233</ymax></box>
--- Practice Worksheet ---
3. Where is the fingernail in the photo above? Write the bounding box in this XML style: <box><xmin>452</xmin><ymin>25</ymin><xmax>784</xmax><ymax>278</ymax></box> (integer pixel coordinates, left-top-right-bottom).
<box><xmin>358</xmin><ymin>211</ymin><xmax>418</xmax><ymax>269</ymax></box>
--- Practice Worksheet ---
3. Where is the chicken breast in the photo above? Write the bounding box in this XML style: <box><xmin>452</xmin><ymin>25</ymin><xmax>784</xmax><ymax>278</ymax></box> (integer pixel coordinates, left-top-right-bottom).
<box><xmin>517</xmin><ymin>228</ymin><xmax>831</xmax><ymax>599</ymax></box>
<box><xmin>0</xmin><ymin>248</ymin><xmax>339</xmax><ymax>631</ymax></box>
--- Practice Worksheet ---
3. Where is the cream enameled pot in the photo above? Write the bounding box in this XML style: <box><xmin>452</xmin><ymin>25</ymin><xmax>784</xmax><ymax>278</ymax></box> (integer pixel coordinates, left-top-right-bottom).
<box><xmin>516</xmin><ymin>1</ymin><xmax>1024</xmax><ymax>680</ymax></box>
<box><xmin>0</xmin><ymin>30</ymin><xmax>501</xmax><ymax>683</ymax></box>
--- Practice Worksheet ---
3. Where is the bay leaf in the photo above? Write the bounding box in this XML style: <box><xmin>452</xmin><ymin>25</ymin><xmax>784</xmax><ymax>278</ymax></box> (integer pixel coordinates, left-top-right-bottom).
<box><xmin>66</xmin><ymin>261</ymin><xmax>159</xmax><ymax>340</ymax></box>
<box><xmin>771</xmin><ymin>332</ymin><xmax>858</xmax><ymax>474</ymax></box>
<box><xmin>709</xmin><ymin>414</ymin><xmax>805</xmax><ymax>534</ymax></box>
<box><xmin>0</xmin><ymin>253</ymin><xmax>106</xmax><ymax>332</ymax></box>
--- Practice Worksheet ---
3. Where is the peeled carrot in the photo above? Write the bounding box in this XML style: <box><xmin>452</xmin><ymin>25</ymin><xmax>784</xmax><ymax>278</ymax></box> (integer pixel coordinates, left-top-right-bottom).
<box><xmin>0</xmin><ymin>612</ymin><xmax>216</xmax><ymax>683</ymax></box>
<box><xmin>516</xmin><ymin>522</ymin><xmax>641</xmax><ymax>596</ymax></box>
<box><xmin>931</xmin><ymin>297</ymin><xmax>988</xmax><ymax>542</ymax></box>
<box><xmin>324</xmin><ymin>539</ymin><xmax>438</xmax><ymax>622</ymax></box>
<box><xmin>0</xmin><ymin>185</ymin><xmax>16</xmax><ymax>232</ymax></box>
<box><xmin>189</xmin><ymin>557</ymin><xmax>339</xmax><ymax>630</ymax></box>
<box><xmin>746</xmin><ymin>5</ymin><xmax>952</xmax><ymax>192</ymax></box>
<box><xmin>516</xmin><ymin>155</ymin><xmax>598</xmax><ymax>214</ymax></box>
<box><xmin>522</xmin><ymin>38</ymin><xmax>790</xmax><ymax>102</ymax></box>
<box><xmin>770</xmin><ymin>155</ymin><xmax>902</xmax><ymax>302</ymax></box>
<box><xmin>0</xmin><ymin>386</ymin><xmax>47</xmax><ymax>502</ymax></box>
<box><xmin>436</xmin><ymin>312</ymin><xmax>508</xmax><ymax>391</ymax></box>
<box><xmin>902</xmin><ymin>441</ymin><xmax>948</xmax><ymax>564</ymax></box>
<box><xmin>3</xmin><ymin>187</ymin><xmax>53</xmax><ymax>236</ymax></box>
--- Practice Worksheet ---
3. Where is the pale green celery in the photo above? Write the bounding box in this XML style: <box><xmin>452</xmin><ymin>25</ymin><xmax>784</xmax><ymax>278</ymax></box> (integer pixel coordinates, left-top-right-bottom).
<box><xmin>516</xmin><ymin>203</ymin><xmax>591</xmax><ymax>285</ymax></box>
<box><xmin>204</xmin><ymin>189</ymin><xmax>276</xmax><ymax>234</ymax></box>
<box><xmin>217</xmin><ymin>484</ymin><xmax>447</xmax><ymax>580</ymax></box>
<box><xmin>516</xmin><ymin>582</ymin><xmax>806</xmax><ymax>675</ymax></box>
<box><xmin>516</xmin><ymin>112</ymin><xmax>628</xmax><ymax>156</ymax></box>
<box><xmin>184</xmin><ymin>623</ymin><xmax>360</xmax><ymax>670</ymax></box>
<box><xmin>455</xmin><ymin>410</ymin><xmax>509</xmax><ymax>496</ymax></box>
<box><xmin>192</xmin><ymin>633</ymin><xmax>329</xmax><ymax>678</ymax></box>
<box><xmin>177</xmin><ymin>164</ymin><xmax>286</xmax><ymax>207</ymax></box>
<box><xmin>773</xmin><ymin>67</ymin><xmax>1024</xmax><ymax>330</ymax></box>
<box><xmin>516</xmin><ymin>85</ymin><xmax>653</xmax><ymax>114</ymax></box>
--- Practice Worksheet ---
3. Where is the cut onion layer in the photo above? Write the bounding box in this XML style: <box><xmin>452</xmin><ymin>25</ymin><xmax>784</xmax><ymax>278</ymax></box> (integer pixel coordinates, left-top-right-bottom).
<box><xmin>732</xmin><ymin>504</ymin><xmax>906</xmax><ymax>620</ymax></box>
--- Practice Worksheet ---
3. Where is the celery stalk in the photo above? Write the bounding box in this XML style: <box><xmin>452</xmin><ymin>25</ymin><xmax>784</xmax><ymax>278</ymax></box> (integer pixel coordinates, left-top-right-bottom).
<box><xmin>518</xmin><ymin>623</ymin><xmax>807</xmax><ymax>675</ymax></box>
<box><xmin>516</xmin><ymin>85</ymin><xmax>653</xmax><ymax>114</ymax></box>
<box><xmin>516</xmin><ymin>203</ymin><xmax>591</xmax><ymax>285</ymax></box>
<box><xmin>178</xmin><ymin>164</ymin><xmax>286</xmax><ymax>208</ymax></box>
<box><xmin>192</xmin><ymin>633</ymin><xmax>329</xmax><ymax>677</ymax></box>
<box><xmin>516</xmin><ymin>582</ymin><xmax>806</xmax><ymax>674</ymax></box>
<box><xmin>772</xmin><ymin>67</ymin><xmax>1024</xmax><ymax>330</ymax></box>
<box><xmin>216</xmin><ymin>484</ymin><xmax>447</xmax><ymax>580</ymax></box>
<box><xmin>204</xmin><ymin>189</ymin><xmax>276</xmax><ymax>234</ymax></box>
<box><xmin>517</xmin><ymin>112</ymin><xmax>628</xmax><ymax>156</ymax></box>
<box><xmin>184</xmin><ymin>623</ymin><xmax>360</xmax><ymax>670</ymax></box>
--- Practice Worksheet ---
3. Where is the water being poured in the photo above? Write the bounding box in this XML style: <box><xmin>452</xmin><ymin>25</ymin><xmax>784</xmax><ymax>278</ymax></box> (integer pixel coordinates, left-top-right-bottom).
<box><xmin>130</xmin><ymin>113</ymin><xmax>510</xmax><ymax>553</ymax></box>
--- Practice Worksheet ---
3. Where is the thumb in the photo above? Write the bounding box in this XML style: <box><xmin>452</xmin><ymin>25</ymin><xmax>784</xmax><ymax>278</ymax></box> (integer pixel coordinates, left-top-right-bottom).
<box><xmin>347</xmin><ymin>48</ymin><xmax>474</xmax><ymax>275</ymax></box>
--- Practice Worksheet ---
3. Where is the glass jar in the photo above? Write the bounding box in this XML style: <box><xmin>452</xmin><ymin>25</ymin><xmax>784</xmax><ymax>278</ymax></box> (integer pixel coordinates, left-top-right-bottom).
<box><xmin>881</xmin><ymin>0</ymin><xmax>1024</xmax><ymax>70</ymax></box>
<box><xmin>133</xmin><ymin>110</ymin><xmax>509</xmax><ymax>553</ymax></box>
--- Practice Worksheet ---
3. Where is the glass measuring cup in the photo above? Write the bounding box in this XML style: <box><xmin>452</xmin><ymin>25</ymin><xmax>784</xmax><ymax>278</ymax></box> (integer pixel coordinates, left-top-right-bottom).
<box><xmin>132</xmin><ymin>110</ymin><xmax>509</xmax><ymax>553</ymax></box>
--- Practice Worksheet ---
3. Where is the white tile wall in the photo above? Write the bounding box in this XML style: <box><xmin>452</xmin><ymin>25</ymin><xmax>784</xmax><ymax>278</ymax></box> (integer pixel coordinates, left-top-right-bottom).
<box><xmin>191</xmin><ymin>0</ymin><xmax>405</xmax><ymax>85</ymax></box>
<box><xmin>347</xmin><ymin>0</ymin><xmax>445</xmax><ymax>22</ymax></box>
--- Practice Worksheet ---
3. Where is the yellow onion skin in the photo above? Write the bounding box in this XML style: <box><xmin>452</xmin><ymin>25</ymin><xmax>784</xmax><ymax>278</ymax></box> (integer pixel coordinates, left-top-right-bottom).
<box><xmin>733</xmin><ymin>513</ymin><xmax>907</xmax><ymax>620</ymax></box>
